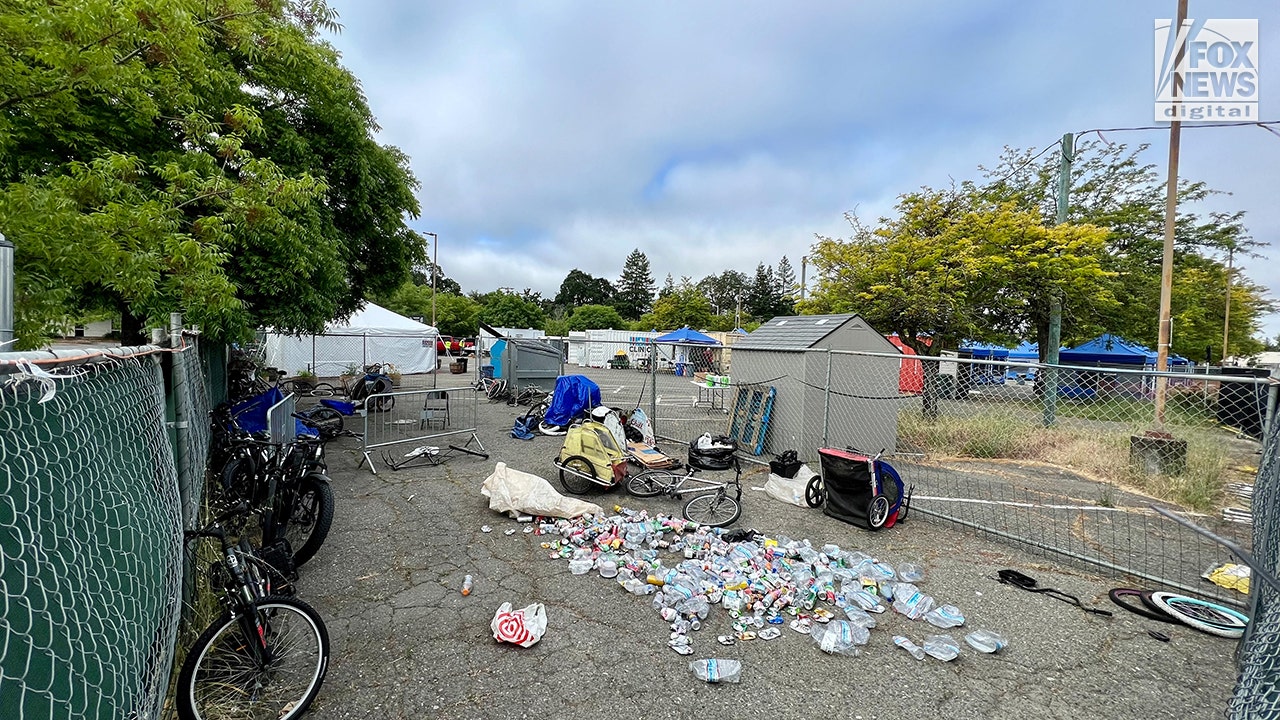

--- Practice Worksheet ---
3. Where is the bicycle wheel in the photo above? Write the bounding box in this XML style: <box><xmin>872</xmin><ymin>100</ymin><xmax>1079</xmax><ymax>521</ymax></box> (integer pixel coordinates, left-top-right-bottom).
<box><xmin>1148</xmin><ymin>592</ymin><xmax>1249</xmax><ymax>638</ymax></box>
<box><xmin>285</xmin><ymin>474</ymin><xmax>335</xmax><ymax>568</ymax></box>
<box><xmin>219</xmin><ymin>452</ymin><xmax>258</xmax><ymax>503</ymax></box>
<box><xmin>684</xmin><ymin>491</ymin><xmax>741</xmax><ymax>527</ymax></box>
<box><xmin>176</xmin><ymin>596</ymin><xmax>329</xmax><ymax>720</ymax></box>
<box><xmin>626</xmin><ymin>470</ymin><xmax>676</xmax><ymax>498</ymax></box>
<box><xmin>804</xmin><ymin>476</ymin><xmax>825</xmax><ymax>508</ymax></box>
<box><xmin>1108</xmin><ymin>589</ymin><xmax>1178</xmax><ymax>623</ymax></box>
<box><xmin>559</xmin><ymin>455</ymin><xmax>596</xmax><ymax>495</ymax></box>
<box><xmin>867</xmin><ymin>495</ymin><xmax>891</xmax><ymax>530</ymax></box>
<box><xmin>303</xmin><ymin>407</ymin><xmax>343</xmax><ymax>440</ymax></box>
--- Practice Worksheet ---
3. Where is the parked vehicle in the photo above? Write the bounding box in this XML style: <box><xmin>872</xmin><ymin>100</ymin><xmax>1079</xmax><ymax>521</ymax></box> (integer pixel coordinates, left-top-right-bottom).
<box><xmin>436</xmin><ymin>336</ymin><xmax>463</xmax><ymax>355</ymax></box>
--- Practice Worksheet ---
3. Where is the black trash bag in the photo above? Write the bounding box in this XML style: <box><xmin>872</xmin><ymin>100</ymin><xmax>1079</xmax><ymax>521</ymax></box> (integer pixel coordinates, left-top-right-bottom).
<box><xmin>688</xmin><ymin>433</ymin><xmax>736</xmax><ymax>470</ymax></box>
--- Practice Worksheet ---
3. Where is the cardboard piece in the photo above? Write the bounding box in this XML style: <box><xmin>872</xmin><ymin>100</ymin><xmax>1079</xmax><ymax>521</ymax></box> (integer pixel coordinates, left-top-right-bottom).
<box><xmin>627</xmin><ymin>441</ymin><xmax>681</xmax><ymax>469</ymax></box>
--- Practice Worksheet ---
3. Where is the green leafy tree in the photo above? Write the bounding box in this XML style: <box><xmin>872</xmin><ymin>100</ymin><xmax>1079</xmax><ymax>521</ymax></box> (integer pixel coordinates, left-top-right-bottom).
<box><xmin>658</xmin><ymin>274</ymin><xmax>676</xmax><ymax>299</ymax></box>
<box><xmin>696</xmin><ymin>270</ymin><xmax>749</xmax><ymax>315</ymax></box>
<box><xmin>982</xmin><ymin>140</ymin><xmax>1272</xmax><ymax>360</ymax></box>
<box><xmin>745</xmin><ymin>263</ymin><xmax>779</xmax><ymax>319</ymax></box>
<box><xmin>554</xmin><ymin>269</ymin><xmax>614</xmax><ymax>309</ymax></box>
<box><xmin>544</xmin><ymin>317</ymin><xmax>569</xmax><ymax>337</ymax></box>
<box><xmin>567</xmin><ymin>304</ymin><xmax>625</xmax><ymax>331</ymax></box>
<box><xmin>478</xmin><ymin>292</ymin><xmax>545</xmax><ymax>330</ymax></box>
<box><xmin>639</xmin><ymin>279</ymin><xmax>713</xmax><ymax>331</ymax></box>
<box><xmin>411</xmin><ymin>263</ymin><xmax>462</xmax><ymax>296</ymax></box>
<box><xmin>614</xmin><ymin>249</ymin><xmax>655</xmax><ymax>320</ymax></box>
<box><xmin>0</xmin><ymin>0</ymin><xmax>424</xmax><ymax>347</ymax></box>
<box><xmin>379</xmin><ymin>285</ymin><xmax>479</xmax><ymax>337</ymax></box>
<box><xmin>805</xmin><ymin>187</ymin><xmax>1112</xmax><ymax>417</ymax></box>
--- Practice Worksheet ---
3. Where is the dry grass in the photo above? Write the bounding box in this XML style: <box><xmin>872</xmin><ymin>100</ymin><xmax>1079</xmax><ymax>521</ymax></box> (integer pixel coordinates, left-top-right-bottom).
<box><xmin>898</xmin><ymin>410</ymin><xmax>1228</xmax><ymax>511</ymax></box>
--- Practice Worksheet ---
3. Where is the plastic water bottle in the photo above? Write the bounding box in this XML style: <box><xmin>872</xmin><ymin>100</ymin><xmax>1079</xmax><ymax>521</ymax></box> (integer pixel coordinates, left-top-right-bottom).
<box><xmin>898</xmin><ymin>562</ymin><xmax>925</xmax><ymax>582</ymax></box>
<box><xmin>924</xmin><ymin>604</ymin><xmax>965</xmax><ymax>629</ymax></box>
<box><xmin>923</xmin><ymin>635</ymin><xmax>961</xmax><ymax>661</ymax></box>
<box><xmin>964</xmin><ymin>629</ymin><xmax>1008</xmax><ymax>653</ymax></box>
<box><xmin>568</xmin><ymin>558</ymin><xmax>593</xmax><ymax>575</ymax></box>
<box><xmin>893</xmin><ymin>635</ymin><xmax>925</xmax><ymax>661</ymax></box>
<box><xmin>689</xmin><ymin>658</ymin><xmax>743</xmax><ymax>684</ymax></box>
<box><xmin>461</xmin><ymin>575</ymin><xmax>473</xmax><ymax>596</ymax></box>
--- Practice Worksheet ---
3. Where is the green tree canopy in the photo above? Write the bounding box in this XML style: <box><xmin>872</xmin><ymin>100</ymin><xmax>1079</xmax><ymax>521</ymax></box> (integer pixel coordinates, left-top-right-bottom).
<box><xmin>613</xmin><ymin>249</ymin><xmax>655</xmax><ymax>320</ymax></box>
<box><xmin>0</xmin><ymin>0</ymin><xmax>424</xmax><ymax>347</ymax></box>
<box><xmin>639</xmin><ymin>279</ymin><xmax>712</xmax><ymax>331</ymax></box>
<box><xmin>982</xmin><ymin>140</ymin><xmax>1272</xmax><ymax>360</ymax></box>
<box><xmin>554</xmin><ymin>269</ymin><xmax>614</xmax><ymax>309</ymax></box>
<box><xmin>696</xmin><ymin>270</ymin><xmax>749</xmax><ymax>316</ymax></box>
<box><xmin>567</xmin><ymin>304</ymin><xmax>625</xmax><ymax>331</ymax></box>
<box><xmin>478</xmin><ymin>292</ymin><xmax>545</xmax><ymax>330</ymax></box>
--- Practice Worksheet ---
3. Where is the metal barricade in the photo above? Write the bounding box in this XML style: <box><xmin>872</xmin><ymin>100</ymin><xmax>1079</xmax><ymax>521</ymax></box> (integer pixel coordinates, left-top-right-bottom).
<box><xmin>359</xmin><ymin>386</ymin><xmax>481</xmax><ymax>474</ymax></box>
<box><xmin>266</xmin><ymin>391</ymin><xmax>297</xmax><ymax>444</ymax></box>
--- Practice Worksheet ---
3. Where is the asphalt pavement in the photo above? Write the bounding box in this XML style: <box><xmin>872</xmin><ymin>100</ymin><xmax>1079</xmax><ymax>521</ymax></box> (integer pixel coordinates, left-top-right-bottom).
<box><xmin>296</xmin><ymin>391</ymin><xmax>1239</xmax><ymax>720</ymax></box>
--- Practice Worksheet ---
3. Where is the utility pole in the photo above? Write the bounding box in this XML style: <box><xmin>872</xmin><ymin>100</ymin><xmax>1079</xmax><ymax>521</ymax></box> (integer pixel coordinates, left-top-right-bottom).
<box><xmin>1044</xmin><ymin>133</ymin><xmax>1072</xmax><ymax>427</ymax></box>
<box><xmin>0</xmin><ymin>233</ymin><xmax>13</xmax><ymax>349</ymax></box>
<box><xmin>1222</xmin><ymin>246</ymin><xmax>1233</xmax><ymax>363</ymax></box>
<box><xmin>425</xmin><ymin>232</ymin><xmax>439</xmax><ymax>328</ymax></box>
<box><xmin>1154</xmin><ymin>0</ymin><xmax>1188</xmax><ymax>426</ymax></box>
<box><xmin>800</xmin><ymin>256</ymin><xmax>807</xmax><ymax>301</ymax></box>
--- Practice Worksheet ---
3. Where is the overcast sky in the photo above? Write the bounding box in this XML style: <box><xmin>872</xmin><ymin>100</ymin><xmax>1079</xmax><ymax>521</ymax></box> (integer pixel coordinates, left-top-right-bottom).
<box><xmin>324</xmin><ymin>1</ymin><xmax>1280</xmax><ymax>338</ymax></box>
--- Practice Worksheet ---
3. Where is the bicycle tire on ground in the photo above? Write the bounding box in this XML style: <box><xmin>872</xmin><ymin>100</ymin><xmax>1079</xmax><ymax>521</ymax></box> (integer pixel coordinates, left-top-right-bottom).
<box><xmin>626</xmin><ymin>470</ymin><xmax>676</xmax><ymax>498</ymax></box>
<box><xmin>1108</xmin><ymin>589</ymin><xmax>1179</xmax><ymax>623</ymax></box>
<box><xmin>176</xmin><ymin>596</ymin><xmax>330</xmax><ymax>720</ymax></box>
<box><xmin>286</xmin><ymin>474</ymin><xmax>335</xmax><ymax>568</ymax></box>
<box><xmin>1147</xmin><ymin>592</ymin><xmax>1249</xmax><ymax>639</ymax></box>
<box><xmin>683</xmin><ymin>492</ymin><xmax>741</xmax><ymax>527</ymax></box>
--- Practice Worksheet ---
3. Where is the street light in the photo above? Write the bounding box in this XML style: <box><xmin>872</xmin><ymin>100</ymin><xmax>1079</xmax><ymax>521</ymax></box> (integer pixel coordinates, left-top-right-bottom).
<box><xmin>424</xmin><ymin>231</ymin><xmax>438</xmax><ymax>328</ymax></box>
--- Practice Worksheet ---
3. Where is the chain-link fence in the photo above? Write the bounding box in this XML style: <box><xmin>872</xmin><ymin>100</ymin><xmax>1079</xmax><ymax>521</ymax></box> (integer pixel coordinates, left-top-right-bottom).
<box><xmin>1</xmin><ymin>353</ymin><xmax>177</xmax><ymax>718</ymax></box>
<box><xmin>0</xmin><ymin>329</ymin><xmax>214</xmax><ymax>719</ymax></box>
<box><xmin>564</xmin><ymin>340</ymin><xmax>1273</xmax><ymax>609</ymax></box>
<box><xmin>1232</xmin><ymin>389</ymin><xmax>1280</xmax><ymax>717</ymax></box>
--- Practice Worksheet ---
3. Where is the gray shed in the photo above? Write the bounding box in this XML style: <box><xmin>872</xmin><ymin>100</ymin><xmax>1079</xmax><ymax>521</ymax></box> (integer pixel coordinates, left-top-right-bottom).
<box><xmin>731</xmin><ymin>314</ymin><xmax>902</xmax><ymax>458</ymax></box>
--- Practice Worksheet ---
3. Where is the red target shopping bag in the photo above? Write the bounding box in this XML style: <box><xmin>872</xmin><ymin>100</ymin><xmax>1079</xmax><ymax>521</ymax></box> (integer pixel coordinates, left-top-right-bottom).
<box><xmin>490</xmin><ymin>602</ymin><xmax>547</xmax><ymax>647</ymax></box>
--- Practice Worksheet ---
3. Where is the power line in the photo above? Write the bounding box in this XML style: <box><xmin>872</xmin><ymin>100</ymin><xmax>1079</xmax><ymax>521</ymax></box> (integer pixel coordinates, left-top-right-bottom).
<box><xmin>986</xmin><ymin>141</ymin><xmax>1060</xmax><ymax>188</ymax></box>
<box><xmin>1075</xmin><ymin>120</ymin><xmax>1280</xmax><ymax>142</ymax></box>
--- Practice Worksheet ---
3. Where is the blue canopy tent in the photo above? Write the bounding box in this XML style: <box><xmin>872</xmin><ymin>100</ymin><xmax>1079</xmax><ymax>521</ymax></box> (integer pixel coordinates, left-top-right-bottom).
<box><xmin>655</xmin><ymin>326</ymin><xmax>722</xmax><ymax>376</ymax></box>
<box><xmin>1060</xmin><ymin>334</ymin><xmax>1189</xmax><ymax>368</ymax></box>
<box><xmin>1058</xmin><ymin>334</ymin><xmax>1190</xmax><ymax>400</ymax></box>
<box><xmin>957</xmin><ymin>342</ymin><xmax>1010</xmax><ymax>386</ymax></box>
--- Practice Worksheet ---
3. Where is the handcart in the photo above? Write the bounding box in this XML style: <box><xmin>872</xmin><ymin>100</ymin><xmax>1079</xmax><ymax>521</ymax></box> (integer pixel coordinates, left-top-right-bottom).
<box><xmin>805</xmin><ymin>447</ymin><xmax>912</xmax><ymax>531</ymax></box>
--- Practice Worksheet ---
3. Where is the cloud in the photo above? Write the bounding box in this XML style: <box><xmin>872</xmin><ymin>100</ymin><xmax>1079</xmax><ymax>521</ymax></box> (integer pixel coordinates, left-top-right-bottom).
<box><xmin>326</xmin><ymin>0</ymin><xmax>1280</xmax><ymax>336</ymax></box>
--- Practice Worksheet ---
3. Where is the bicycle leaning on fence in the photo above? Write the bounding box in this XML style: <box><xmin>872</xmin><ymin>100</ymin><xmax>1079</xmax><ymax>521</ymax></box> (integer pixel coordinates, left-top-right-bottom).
<box><xmin>177</xmin><ymin>503</ymin><xmax>330</xmax><ymax>720</ymax></box>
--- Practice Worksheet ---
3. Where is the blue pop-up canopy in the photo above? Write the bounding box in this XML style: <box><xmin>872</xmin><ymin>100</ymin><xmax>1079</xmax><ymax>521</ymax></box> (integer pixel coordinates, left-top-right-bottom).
<box><xmin>655</xmin><ymin>326</ymin><xmax>721</xmax><ymax>345</ymax></box>
<box><xmin>1061</xmin><ymin>334</ymin><xmax>1189</xmax><ymax>367</ymax></box>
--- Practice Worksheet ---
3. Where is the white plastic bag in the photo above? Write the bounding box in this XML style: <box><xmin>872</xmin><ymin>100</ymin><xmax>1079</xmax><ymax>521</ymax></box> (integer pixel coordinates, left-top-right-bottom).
<box><xmin>480</xmin><ymin>462</ymin><xmax>603</xmax><ymax>519</ymax></box>
<box><xmin>762</xmin><ymin>463</ymin><xmax>816</xmax><ymax>508</ymax></box>
<box><xmin>491</xmin><ymin>601</ymin><xmax>547</xmax><ymax>647</ymax></box>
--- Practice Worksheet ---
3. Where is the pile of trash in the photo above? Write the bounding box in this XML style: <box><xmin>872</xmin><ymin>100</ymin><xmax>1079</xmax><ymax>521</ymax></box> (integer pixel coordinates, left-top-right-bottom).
<box><xmin>530</xmin><ymin>505</ymin><xmax>1007</xmax><ymax>674</ymax></box>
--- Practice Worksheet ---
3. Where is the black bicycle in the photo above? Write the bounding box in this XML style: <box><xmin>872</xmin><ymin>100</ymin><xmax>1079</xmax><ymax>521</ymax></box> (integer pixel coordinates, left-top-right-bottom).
<box><xmin>178</xmin><ymin>506</ymin><xmax>329</xmax><ymax>720</ymax></box>
<box><xmin>211</xmin><ymin>408</ymin><xmax>335</xmax><ymax>568</ymax></box>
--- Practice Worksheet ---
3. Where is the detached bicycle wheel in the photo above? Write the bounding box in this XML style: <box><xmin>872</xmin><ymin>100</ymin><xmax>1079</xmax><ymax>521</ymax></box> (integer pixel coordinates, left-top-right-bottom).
<box><xmin>1148</xmin><ymin>592</ymin><xmax>1249</xmax><ymax>638</ymax></box>
<box><xmin>684</xmin><ymin>492</ymin><xmax>741</xmax><ymax>527</ymax></box>
<box><xmin>305</xmin><ymin>407</ymin><xmax>344</xmax><ymax>440</ymax></box>
<box><xmin>626</xmin><ymin>470</ymin><xmax>675</xmax><ymax>498</ymax></box>
<box><xmin>176</xmin><ymin>596</ymin><xmax>329</xmax><ymax>720</ymax></box>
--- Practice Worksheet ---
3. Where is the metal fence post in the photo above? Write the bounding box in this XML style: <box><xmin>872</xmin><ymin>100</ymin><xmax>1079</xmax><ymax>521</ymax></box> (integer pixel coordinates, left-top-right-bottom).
<box><xmin>822</xmin><ymin>349</ymin><xmax>832</xmax><ymax>446</ymax></box>
<box><xmin>362</xmin><ymin>334</ymin><xmax>367</xmax><ymax>368</ymax></box>
<box><xmin>650</xmin><ymin>341</ymin><xmax>658</xmax><ymax>437</ymax></box>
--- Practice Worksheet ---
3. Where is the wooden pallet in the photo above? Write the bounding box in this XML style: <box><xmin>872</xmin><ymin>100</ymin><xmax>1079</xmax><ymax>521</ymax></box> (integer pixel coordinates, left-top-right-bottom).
<box><xmin>726</xmin><ymin>385</ymin><xmax>775</xmax><ymax>456</ymax></box>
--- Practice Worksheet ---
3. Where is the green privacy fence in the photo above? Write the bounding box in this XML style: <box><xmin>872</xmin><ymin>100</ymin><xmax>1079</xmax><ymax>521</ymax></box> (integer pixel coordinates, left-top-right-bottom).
<box><xmin>0</xmin><ymin>332</ymin><xmax>217</xmax><ymax>720</ymax></box>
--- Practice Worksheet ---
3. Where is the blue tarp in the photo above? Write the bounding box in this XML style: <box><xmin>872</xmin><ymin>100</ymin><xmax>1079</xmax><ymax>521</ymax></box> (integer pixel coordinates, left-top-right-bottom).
<box><xmin>543</xmin><ymin>375</ymin><xmax>602</xmax><ymax>426</ymax></box>
<box><xmin>1009</xmin><ymin>341</ymin><xmax>1041</xmax><ymax>360</ymax></box>
<box><xmin>958</xmin><ymin>342</ymin><xmax>1010</xmax><ymax>360</ymax></box>
<box><xmin>229</xmin><ymin>386</ymin><xmax>317</xmax><ymax>437</ymax></box>
<box><xmin>655</xmin><ymin>326</ymin><xmax>721</xmax><ymax>345</ymax></box>
<box><xmin>1061</xmin><ymin>334</ymin><xmax>1189</xmax><ymax>367</ymax></box>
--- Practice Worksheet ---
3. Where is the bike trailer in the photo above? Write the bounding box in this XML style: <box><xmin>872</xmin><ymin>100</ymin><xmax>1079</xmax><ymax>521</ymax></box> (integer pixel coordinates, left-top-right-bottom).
<box><xmin>813</xmin><ymin>447</ymin><xmax>907</xmax><ymax>531</ymax></box>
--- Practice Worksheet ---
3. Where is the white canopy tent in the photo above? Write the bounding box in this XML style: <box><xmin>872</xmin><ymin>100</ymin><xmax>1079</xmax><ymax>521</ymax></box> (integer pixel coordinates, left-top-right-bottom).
<box><xmin>263</xmin><ymin>302</ymin><xmax>439</xmax><ymax>376</ymax></box>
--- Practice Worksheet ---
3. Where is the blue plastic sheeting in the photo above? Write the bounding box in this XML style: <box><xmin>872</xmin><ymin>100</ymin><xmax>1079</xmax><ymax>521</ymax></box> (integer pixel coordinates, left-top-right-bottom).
<box><xmin>229</xmin><ymin>386</ymin><xmax>317</xmax><ymax>437</ymax></box>
<box><xmin>543</xmin><ymin>375</ymin><xmax>602</xmax><ymax>426</ymax></box>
